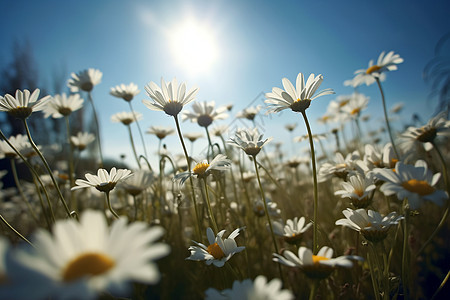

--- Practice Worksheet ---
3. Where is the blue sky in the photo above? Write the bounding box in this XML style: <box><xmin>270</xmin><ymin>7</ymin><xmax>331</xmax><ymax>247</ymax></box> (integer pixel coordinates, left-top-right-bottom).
<box><xmin>1</xmin><ymin>0</ymin><xmax>449</xmax><ymax>167</ymax></box>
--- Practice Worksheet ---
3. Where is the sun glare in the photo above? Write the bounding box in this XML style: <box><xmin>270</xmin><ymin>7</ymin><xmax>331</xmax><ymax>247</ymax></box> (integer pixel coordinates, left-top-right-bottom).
<box><xmin>169</xmin><ymin>19</ymin><xmax>219</xmax><ymax>74</ymax></box>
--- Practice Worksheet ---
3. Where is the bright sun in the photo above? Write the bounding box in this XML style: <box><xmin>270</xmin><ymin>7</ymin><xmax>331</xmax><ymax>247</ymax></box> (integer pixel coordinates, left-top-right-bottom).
<box><xmin>168</xmin><ymin>18</ymin><xmax>219</xmax><ymax>74</ymax></box>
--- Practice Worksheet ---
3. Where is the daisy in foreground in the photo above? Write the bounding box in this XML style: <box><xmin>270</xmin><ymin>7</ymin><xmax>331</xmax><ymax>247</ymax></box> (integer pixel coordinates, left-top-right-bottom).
<box><xmin>186</xmin><ymin>227</ymin><xmax>245</xmax><ymax>267</ymax></box>
<box><xmin>335</xmin><ymin>208</ymin><xmax>404</xmax><ymax>243</ymax></box>
<box><xmin>272</xmin><ymin>216</ymin><xmax>312</xmax><ymax>245</ymax></box>
<box><xmin>0</xmin><ymin>89</ymin><xmax>51</xmax><ymax>119</ymax></box>
<box><xmin>205</xmin><ymin>275</ymin><xmax>294</xmax><ymax>300</ymax></box>
<box><xmin>374</xmin><ymin>160</ymin><xmax>448</xmax><ymax>210</ymax></box>
<box><xmin>228</xmin><ymin>128</ymin><xmax>272</xmax><ymax>157</ymax></box>
<box><xmin>2</xmin><ymin>210</ymin><xmax>170</xmax><ymax>300</ymax></box>
<box><xmin>273</xmin><ymin>246</ymin><xmax>362</xmax><ymax>279</ymax></box>
<box><xmin>110</xmin><ymin>82</ymin><xmax>140</xmax><ymax>102</ymax></box>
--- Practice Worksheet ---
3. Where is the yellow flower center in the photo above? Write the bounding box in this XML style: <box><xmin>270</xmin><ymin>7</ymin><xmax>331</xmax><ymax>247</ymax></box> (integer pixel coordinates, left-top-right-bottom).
<box><xmin>193</xmin><ymin>162</ymin><xmax>210</xmax><ymax>175</ymax></box>
<box><xmin>350</xmin><ymin>108</ymin><xmax>361</xmax><ymax>115</ymax></box>
<box><xmin>401</xmin><ymin>179</ymin><xmax>435</xmax><ymax>196</ymax></box>
<box><xmin>339</xmin><ymin>99</ymin><xmax>350</xmax><ymax>107</ymax></box>
<box><xmin>390</xmin><ymin>158</ymin><xmax>399</xmax><ymax>169</ymax></box>
<box><xmin>62</xmin><ymin>252</ymin><xmax>115</xmax><ymax>282</ymax></box>
<box><xmin>312</xmin><ymin>255</ymin><xmax>330</xmax><ymax>264</ymax></box>
<box><xmin>354</xmin><ymin>189</ymin><xmax>364</xmax><ymax>197</ymax></box>
<box><xmin>207</xmin><ymin>242</ymin><xmax>225</xmax><ymax>259</ymax></box>
<box><xmin>366</xmin><ymin>65</ymin><xmax>382</xmax><ymax>74</ymax></box>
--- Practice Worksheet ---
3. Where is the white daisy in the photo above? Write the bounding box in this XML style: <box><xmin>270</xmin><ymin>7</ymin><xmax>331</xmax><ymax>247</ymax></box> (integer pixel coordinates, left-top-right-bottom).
<box><xmin>253</xmin><ymin>198</ymin><xmax>281</xmax><ymax>218</ymax></box>
<box><xmin>174</xmin><ymin>154</ymin><xmax>231</xmax><ymax>185</ymax></box>
<box><xmin>183</xmin><ymin>132</ymin><xmax>204</xmax><ymax>142</ymax></box>
<box><xmin>120</xmin><ymin>170</ymin><xmax>154</xmax><ymax>196</ymax></box>
<box><xmin>205</xmin><ymin>275</ymin><xmax>294</xmax><ymax>300</ymax></box>
<box><xmin>374</xmin><ymin>160</ymin><xmax>448</xmax><ymax>210</ymax></box>
<box><xmin>182</xmin><ymin>101</ymin><xmax>228</xmax><ymax>128</ymax></box>
<box><xmin>0</xmin><ymin>134</ymin><xmax>32</xmax><ymax>159</ymax></box>
<box><xmin>272</xmin><ymin>216</ymin><xmax>312</xmax><ymax>245</ymax></box>
<box><xmin>67</xmin><ymin>68</ymin><xmax>103</xmax><ymax>92</ymax></box>
<box><xmin>273</xmin><ymin>246</ymin><xmax>361</xmax><ymax>279</ymax></box>
<box><xmin>142</xmin><ymin>77</ymin><xmax>198</xmax><ymax>117</ymax></box>
<box><xmin>318</xmin><ymin>151</ymin><xmax>361</xmax><ymax>182</ymax></box>
<box><xmin>43</xmin><ymin>93</ymin><xmax>84</xmax><ymax>119</ymax></box>
<box><xmin>70</xmin><ymin>132</ymin><xmax>95</xmax><ymax>151</ymax></box>
<box><xmin>335</xmin><ymin>208</ymin><xmax>404</xmax><ymax>243</ymax></box>
<box><xmin>265</xmin><ymin>72</ymin><xmax>334</xmax><ymax>114</ymax></box>
<box><xmin>349</xmin><ymin>51</ymin><xmax>403</xmax><ymax>87</ymax></box>
<box><xmin>111</xmin><ymin>111</ymin><xmax>143</xmax><ymax>125</ymax></box>
<box><xmin>236</xmin><ymin>105</ymin><xmax>262</xmax><ymax>121</ymax></box>
<box><xmin>110</xmin><ymin>83</ymin><xmax>140</xmax><ymax>102</ymax></box>
<box><xmin>334</xmin><ymin>173</ymin><xmax>376</xmax><ymax>208</ymax></box>
<box><xmin>228</xmin><ymin>128</ymin><xmax>272</xmax><ymax>157</ymax></box>
<box><xmin>72</xmin><ymin>167</ymin><xmax>133</xmax><ymax>193</ymax></box>
<box><xmin>340</xmin><ymin>93</ymin><xmax>370</xmax><ymax>120</ymax></box>
<box><xmin>186</xmin><ymin>227</ymin><xmax>245</xmax><ymax>267</ymax></box>
<box><xmin>4</xmin><ymin>210</ymin><xmax>170</xmax><ymax>300</ymax></box>
<box><xmin>146</xmin><ymin>126</ymin><xmax>175</xmax><ymax>140</ymax></box>
<box><xmin>0</xmin><ymin>89</ymin><xmax>51</xmax><ymax>119</ymax></box>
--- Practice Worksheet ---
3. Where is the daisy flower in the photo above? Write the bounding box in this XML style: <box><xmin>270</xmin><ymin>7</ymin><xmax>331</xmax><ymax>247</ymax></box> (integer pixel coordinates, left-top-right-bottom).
<box><xmin>67</xmin><ymin>68</ymin><xmax>103</xmax><ymax>92</ymax></box>
<box><xmin>111</xmin><ymin>111</ymin><xmax>143</xmax><ymax>125</ymax></box>
<box><xmin>70</xmin><ymin>132</ymin><xmax>95</xmax><ymax>151</ymax></box>
<box><xmin>0</xmin><ymin>134</ymin><xmax>32</xmax><ymax>159</ymax></box>
<box><xmin>43</xmin><ymin>93</ymin><xmax>84</xmax><ymax>118</ymax></box>
<box><xmin>183</xmin><ymin>132</ymin><xmax>204</xmax><ymax>142</ymax></box>
<box><xmin>253</xmin><ymin>199</ymin><xmax>281</xmax><ymax>218</ymax></box>
<box><xmin>174</xmin><ymin>154</ymin><xmax>231</xmax><ymax>185</ymax></box>
<box><xmin>205</xmin><ymin>275</ymin><xmax>294</xmax><ymax>300</ymax></box>
<box><xmin>340</xmin><ymin>93</ymin><xmax>370</xmax><ymax>119</ymax></box>
<box><xmin>374</xmin><ymin>160</ymin><xmax>448</xmax><ymax>210</ymax></box>
<box><xmin>272</xmin><ymin>216</ymin><xmax>312</xmax><ymax>245</ymax></box>
<box><xmin>120</xmin><ymin>170</ymin><xmax>154</xmax><ymax>196</ymax></box>
<box><xmin>72</xmin><ymin>167</ymin><xmax>133</xmax><ymax>194</ymax></box>
<box><xmin>273</xmin><ymin>246</ymin><xmax>361</xmax><ymax>279</ymax></box>
<box><xmin>349</xmin><ymin>51</ymin><xmax>403</xmax><ymax>87</ymax></box>
<box><xmin>399</xmin><ymin>110</ymin><xmax>450</xmax><ymax>156</ymax></box>
<box><xmin>335</xmin><ymin>173</ymin><xmax>376</xmax><ymax>208</ymax></box>
<box><xmin>142</xmin><ymin>77</ymin><xmax>198</xmax><ymax>117</ymax></box>
<box><xmin>146</xmin><ymin>126</ymin><xmax>175</xmax><ymax>140</ymax></box>
<box><xmin>285</xmin><ymin>123</ymin><xmax>297</xmax><ymax>132</ymax></box>
<box><xmin>236</xmin><ymin>105</ymin><xmax>261</xmax><ymax>121</ymax></box>
<box><xmin>335</xmin><ymin>208</ymin><xmax>404</xmax><ymax>243</ymax></box>
<box><xmin>4</xmin><ymin>210</ymin><xmax>170</xmax><ymax>300</ymax></box>
<box><xmin>210</xmin><ymin>125</ymin><xmax>229</xmax><ymax>137</ymax></box>
<box><xmin>228</xmin><ymin>128</ymin><xmax>272</xmax><ymax>157</ymax></box>
<box><xmin>318</xmin><ymin>151</ymin><xmax>361</xmax><ymax>182</ymax></box>
<box><xmin>390</xmin><ymin>102</ymin><xmax>404</xmax><ymax>114</ymax></box>
<box><xmin>182</xmin><ymin>101</ymin><xmax>228</xmax><ymax>128</ymax></box>
<box><xmin>186</xmin><ymin>227</ymin><xmax>245</xmax><ymax>267</ymax></box>
<box><xmin>110</xmin><ymin>83</ymin><xmax>140</xmax><ymax>102</ymax></box>
<box><xmin>265</xmin><ymin>72</ymin><xmax>334</xmax><ymax>114</ymax></box>
<box><xmin>0</xmin><ymin>89</ymin><xmax>51</xmax><ymax>119</ymax></box>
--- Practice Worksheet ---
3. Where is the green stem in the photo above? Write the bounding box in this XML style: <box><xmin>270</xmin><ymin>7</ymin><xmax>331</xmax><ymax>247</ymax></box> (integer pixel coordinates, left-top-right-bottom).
<box><xmin>301</xmin><ymin>111</ymin><xmax>319</xmax><ymax>253</ymax></box>
<box><xmin>376</xmin><ymin>78</ymin><xmax>399</xmax><ymax>158</ymax></box>
<box><xmin>0</xmin><ymin>214</ymin><xmax>34</xmax><ymax>246</ymax></box>
<box><xmin>105</xmin><ymin>192</ymin><xmax>119</xmax><ymax>219</ymax></box>
<box><xmin>173</xmin><ymin>115</ymin><xmax>201</xmax><ymax>240</ymax></box>
<box><xmin>205</xmin><ymin>126</ymin><xmax>213</xmax><ymax>159</ymax></box>
<box><xmin>401</xmin><ymin>202</ymin><xmax>410</xmax><ymax>299</ymax></box>
<box><xmin>368</xmin><ymin>251</ymin><xmax>381</xmax><ymax>300</ymax></box>
<box><xmin>202</xmin><ymin>178</ymin><xmax>219</xmax><ymax>233</ymax></box>
<box><xmin>65</xmin><ymin>116</ymin><xmax>76</xmax><ymax>210</ymax></box>
<box><xmin>309</xmin><ymin>279</ymin><xmax>319</xmax><ymax>300</ymax></box>
<box><xmin>129</xmin><ymin>101</ymin><xmax>148</xmax><ymax>158</ymax></box>
<box><xmin>431</xmin><ymin>270</ymin><xmax>450</xmax><ymax>300</ymax></box>
<box><xmin>23</xmin><ymin>120</ymin><xmax>72</xmax><ymax>218</ymax></box>
<box><xmin>127</xmin><ymin>125</ymin><xmax>141</xmax><ymax>169</ymax></box>
<box><xmin>87</xmin><ymin>91</ymin><xmax>104</xmax><ymax>167</ymax></box>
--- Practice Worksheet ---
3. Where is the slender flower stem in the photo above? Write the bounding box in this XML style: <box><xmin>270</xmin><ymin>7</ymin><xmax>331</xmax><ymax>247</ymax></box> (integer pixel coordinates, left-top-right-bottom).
<box><xmin>0</xmin><ymin>129</ymin><xmax>56</xmax><ymax>223</ymax></box>
<box><xmin>205</xmin><ymin>127</ymin><xmax>214</xmax><ymax>159</ymax></box>
<box><xmin>431</xmin><ymin>270</ymin><xmax>450</xmax><ymax>300</ymax></box>
<box><xmin>65</xmin><ymin>116</ymin><xmax>76</xmax><ymax>210</ymax></box>
<box><xmin>87</xmin><ymin>91</ymin><xmax>104</xmax><ymax>166</ymax></box>
<box><xmin>417</xmin><ymin>142</ymin><xmax>449</xmax><ymax>255</ymax></box>
<box><xmin>128</xmin><ymin>101</ymin><xmax>148</xmax><ymax>158</ymax></box>
<box><xmin>173</xmin><ymin>115</ymin><xmax>201</xmax><ymax>239</ymax></box>
<box><xmin>202</xmin><ymin>178</ymin><xmax>219</xmax><ymax>233</ymax></box>
<box><xmin>9</xmin><ymin>158</ymin><xmax>40</xmax><ymax>224</ymax></box>
<box><xmin>367</xmin><ymin>250</ymin><xmax>381</xmax><ymax>300</ymax></box>
<box><xmin>401</xmin><ymin>201</ymin><xmax>410</xmax><ymax>300</ymax></box>
<box><xmin>309</xmin><ymin>280</ymin><xmax>319</xmax><ymax>300</ymax></box>
<box><xmin>127</xmin><ymin>125</ymin><xmax>141</xmax><ymax>168</ymax></box>
<box><xmin>301</xmin><ymin>111</ymin><xmax>319</xmax><ymax>253</ymax></box>
<box><xmin>22</xmin><ymin>120</ymin><xmax>72</xmax><ymax>218</ymax></box>
<box><xmin>105</xmin><ymin>192</ymin><xmax>119</xmax><ymax>219</ymax></box>
<box><xmin>0</xmin><ymin>214</ymin><xmax>34</xmax><ymax>247</ymax></box>
<box><xmin>376</xmin><ymin>78</ymin><xmax>399</xmax><ymax>157</ymax></box>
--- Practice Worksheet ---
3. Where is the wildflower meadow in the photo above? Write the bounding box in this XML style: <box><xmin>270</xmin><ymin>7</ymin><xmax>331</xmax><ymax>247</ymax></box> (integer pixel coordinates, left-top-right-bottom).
<box><xmin>0</xmin><ymin>45</ymin><xmax>449</xmax><ymax>300</ymax></box>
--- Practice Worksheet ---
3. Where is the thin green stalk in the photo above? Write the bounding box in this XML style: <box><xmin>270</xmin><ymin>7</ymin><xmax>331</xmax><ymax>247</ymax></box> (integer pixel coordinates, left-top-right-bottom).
<box><xmin>23</xmin><ymin>120</ymin><xmax>72</xmax><ymax>218</ymax></box>
<box><xmin>173</xmin><ymin>115</ymin><xmax>201</xmax><ymax>240</ymax></box>
<box><xmin>105</xmin><ymin>192</ymin><xmax>119</xmax><ymax>219</ymax></box>
<box><xmin>65</xmin><ymin>116</ymin><xmax>76</xmax><ymax>210</ymax></box>
<box><xmin>127</xmin><ymin>124</ymin><xmax>141</xmax><ymax>168</ymax></box>
<box><xmin>309</xmin><ymin>279</ymin><xmax>319</xmax><ymax>300</ymax></box>
<box><xmin>0</xmin><ymin>214</ymin><xmax>34</xmax><ymax>247</ymax></box>
<box><xmin>376</xmin><ymin>78</ymin><xmax>399</xmax><ymax>158</ymax></box>
<box><xmin>87</xmin><ymin>91</ymin><xmax>104</xmax><ymax>166</ymax></box>
<box><xmin>205</xmin><ymin>127</ymin><xmax>213</xmax><ymax>159</ymax></box>
<box><xmin>301</xmin><ymin>111</ymin><xmax>319</xmax><ymax>253</ymax></box>
<box><xmin>431</xmin><ymin>270</ymin><xmax>450</xmax><ymax>300</ymax></box>
<box><xmin>202</xmin><ymin>178</ymin><xmax>219</xmax><ymax>233</ymax></box>
<box><xmin>128</xmin><ymin>101</ymin><xmax>148</xmax><ymax>158</ymax></box>
<box><xmin>9</xmin><ymin>158</ymin><xmax>40</xmax><ymax>224</ymax></box>
<box><xmin>368</xmin><ymin>251</ymin><xmax>381</xmax><ymax>300</ymax></box>
<box><xmin>401</xmin><ymin>202</ymin><xmax>410</xmax><ymax>300</ymax></box>
<box><xmin>219</xmin><ymin>134</ymin><xmax>238</xmax><ymax>203</ymax></box>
